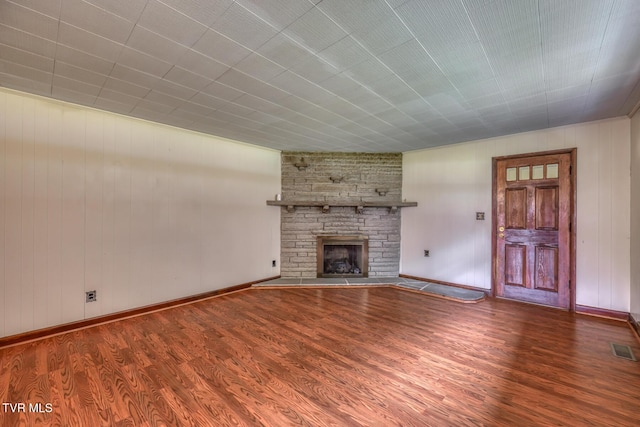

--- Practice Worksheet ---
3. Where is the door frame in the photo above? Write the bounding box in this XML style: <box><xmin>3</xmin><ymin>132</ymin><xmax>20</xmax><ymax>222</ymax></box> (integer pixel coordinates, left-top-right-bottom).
<box><xmin>491</xmin><ymin>148</ymin><xmax>577</xmax><ymax>311</ymax></box>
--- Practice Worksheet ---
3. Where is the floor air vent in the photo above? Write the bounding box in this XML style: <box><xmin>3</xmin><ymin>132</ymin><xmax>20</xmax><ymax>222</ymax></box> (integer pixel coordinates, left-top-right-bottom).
<box><xmin>610</xmin><ymin>343</ymin><xmax>637</xmax><ymax>361</ymax></box>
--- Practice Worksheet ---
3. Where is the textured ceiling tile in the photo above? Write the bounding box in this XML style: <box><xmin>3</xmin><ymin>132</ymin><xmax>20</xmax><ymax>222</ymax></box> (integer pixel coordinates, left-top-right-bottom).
<box><xmin>200</xmin><ymin>81</ymin><xmax>243</xmax><ymax>102</ymax></box>
<box><xmin>52</xmin><ymin>85</ymin><xmax>97</xmax><ymax>106</ymax></box>
<box><xmin>174</xmin><ymin>50</ymin><xmax>229</xmax><ymax>80</ymax></box>
<box><xmin>109</xmin><ymin>64</ymin><xmax>160</xmax><ymax>88</ymax></box>
<box><xmin>234</xmin><ymin>0</ymin><xmax>314</xmax><ymax>30</ymax></box>
<box><xmin>284</xmin><ymin>7</ymin><xmax>347</xmax><ymax>53</ymax></box>
<box><xmin>234</xmin><ymin>53</ymin><xmax>287</xmax><ymax>81</ymax></box>
<box><xmin>9</xmin><ymin>0</ymin><xmax>62</xmax><ymax>18</ymax></box>
<box><xmin>212</xmin><ymin>2</ymin><xmax>279</xmax><ymax>50</ymax></box>
<box><xmin>233</xmin><ymin>93</ymin><xmax>286</xmax><ymax>115</ymax></box>
<box><xmin>395</xmin><ymin>0</ymin><xmax>477</xmax><ymax>47</ymax></box>
<box><xmin>99</xmin><ymin>84</ymin><xmax>146</xmax><ymax>104</ymax></box>
<box><xmin>269</xmin><ymin>70</ymin><xmax>334</xmax><ymax>104</ymax></box>
<box><xmin>318</xmin><ymin>36</ymin><xmax>373</xmax><ymax>72</ymax></box>
<box><xmin>287</xmin><ymin>56</ymin><xmax>337</xmax><ymax>84</ymax></box>
<box><xmin>319</xmin><ymin>73</ymin><xmax>364</xmax><ymax>97</ymax></box>
<box><xmin>377</xmin><ymin>39</ymin><xmax>442</xmax><ymax>81</ymax></box>
<box><xmin>0</xmin><ymin>72</ymin><xmax>50</xmax><ymax>96</ymax></box>
<box><xmin>306</xmin><ymin>100</ymin><xmax>360</xmax><ymax>126</ymax></box>
<box><xmin>55</xmin><ymin>45</ymin><xmax>114</xmax><ymax>75</ymax></box>
<box><xmin>60</xmin><ymin>0</ymin><xmax>134</xmax><ymax>44</ymax></box>
<box><xmin>52</xmin><ymin>73</ymin><xmax>101</xmax><ymax>96</ymax></box>
<box><xmin>177</xmin><ymin>100</ymin><xmax>220</xmax><ymax>117</ymax></box>
<box><xmin>163</xmin><ymin>66</ymin><xmax>212</xmax><ymax>91</ymax></box>
<box><xmin>126</xmin><ymin>26</ymin><xmax>188</xmax><ymax>64</ymax></box>
<box><xmin>343</xmin><ymin>58</ymin><xmax>395</xmax><ymax>87</ymax></box>
<box><xmin>150</xmin><ymin>78</ymin><xmax>197</xmax><ymax>100</ymax></box>
<box><xmin>169</xmin><ymin>107</ymin><xmax>207</xmax><ymax>123</ymax></box>
<box><xmin>160</xmin><ymin>0</ymin><xmax>234</xmax><ymax>27</ymax></box>
<box><xmin>0</xmin><ymin>1</ymin><xmax>59</xmax><ymax>40</ymax></box>
<box><xmin>347</xmin><ymin>91</ymin><xmax>392</xmax><ymax>115</ymax></box>
<box><xmin>464</xmin><ymin>91</ymin><xmax>506</xmax><ymax>109</ymax></box>
<box><xmin>102</xmin><ymin>77</ymin><xmax>149</xmax><ymax>98</ymax></box>
<box><xmin>0</xmin><ymin>23</ymin><xmax>57</xmax><ymax>57</ymax></box>
<box><xmin>455</xmin><ymin>78</ymin><xmax>502</xmax><ymax>101</ymax></box>
<box><xmin>352</xmin><ymin>17</ymin><xmax>413</xmax><ymax>56</ymax></box>
<box><xmin>468</xmin><ymin>0</ymin><xmax>541</xmax><ymax>79</ymax></box>
<box><xmin>93</xmin><ymin>95</ymin><xmax>136</xmax><ymax>115</ymax></box>
<box><xmin>375</xmin><ymin>108</ymin><xmax>418</xmax><ymax>127</ymax></box>
<box><xmin>137</xmin><ymin>0</ymin><xmax>208</xmax><ymax>47</ymax></box>
<box><xmin>134</xmin><ymin>98</ymin><xmax>175</xmax><ymax>114</ymax></box>
<box><xmin>0</xmin><ymin>43</ymin><xmax>54</xmax><ymax>72</ymax></box>
<box><xmin>367</xmin><ymin>77</ymin><xmax>418</xmax><ymax>104</ymax></box>
<box><xmin>116</xmin><ymin>46</ymin><xmax>173</xmax><ymax>78</ymax></box>
<box><xmin>0</xmin><ymin>59</ymin><xmax>51</xmax><ymax>84</ymax></box>
<box><xmin>57</xmin><ymin>22</ymin><xmax>123</xmax><ymax>62</ymax></box>
<box><xmin>257</xmin><ymin>33</ymin><xmax>314</xmax><ymax>69</ymax></box>
<box><xmin>54</xmin><ymin>61</ymin><xmax>107</xmax><ymax>87</ymax></box>
<box><xmin>217</xmin><ymin>101</ymin><xmax>255</xmax><ymax>118</ymax></box>
<box><xmin>319</xmin><ymin>0</ymin><xmax>390</xmax><ymax>32</ymax></box>
<box><xmin>428</xmin><ymin>41</ymin><xmax>495</xmax><ymax>85</ymax></box>
<box><xmin>591</xmin><ymin>0</ymin><xmax>640</xmax><ymax>79</ymax></box>
<box><xmin>83</xmin><ymin>0</ymin><xmax>147</xmax><ymax>21</ymax></box>
<box><xmin>192</xmin><ymin>30</ymin><xmax>252</xmax><ymax>67</ymax></box>
<box><xmin>144</xmin><ymin>90</ymin><xmax>186</xmax><ymax>108</ymax></box>
<box><xmin>277</xmin><ymin>95</ymin><xmax>321</xmax><ymax>116</ymax></box>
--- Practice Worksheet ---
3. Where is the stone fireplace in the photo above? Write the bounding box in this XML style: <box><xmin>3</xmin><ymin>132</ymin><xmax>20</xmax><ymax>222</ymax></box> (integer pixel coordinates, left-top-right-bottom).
<box><xmin>275</xmin><ymin>152</ymin><xmax>411</xmax><ymax>279</ymax></box>
<box><xmin>317</xmin><ymin>236</ymin><xmax>368</xmax><ymax>278</ymax></box>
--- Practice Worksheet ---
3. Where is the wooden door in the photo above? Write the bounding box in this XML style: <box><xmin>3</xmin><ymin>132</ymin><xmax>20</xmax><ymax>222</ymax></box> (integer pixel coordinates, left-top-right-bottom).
<box><xmin>494</xmin><ymin>150</ymin><xmax>575</xmax><ymax>309</ymax></box>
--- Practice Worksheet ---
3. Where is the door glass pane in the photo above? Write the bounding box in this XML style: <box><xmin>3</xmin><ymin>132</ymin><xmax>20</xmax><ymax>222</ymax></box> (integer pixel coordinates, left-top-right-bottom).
<box><xmin>506</xmin><ymin>167</ymin><xmax>517</xmax><ymax>181</ymax></box>
<box><xmin>532</xmin><ymin>165</ymin><xmax>544</xmax><ymax>179</ymax></box>
<box><xmin>547</xmin><ymin>163</ymin><xmax>559</xmax><ymax>179</ymax></box>
<box><xmin>519</xmin><ymin>166</ymin><xmax>530</xmax><ymax>180</ymax></box>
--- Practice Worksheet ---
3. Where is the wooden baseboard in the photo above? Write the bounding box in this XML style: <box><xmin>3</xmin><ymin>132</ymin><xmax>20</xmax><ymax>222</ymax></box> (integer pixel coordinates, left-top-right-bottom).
<box><xmin>0</xmin><ymin>276</ymin><xmax>279</xmax><ymax>349</ymax></box>
<box><xmin>575</xmin><ymin>304</ymin><xmax>630</xmax><ymax>321</ymax></box>
<box><xmin>629</xmin><ymin>314</ymin><xmax>640</xmax><ymax>342</ymax></box>
<box><xmin>399</xmin><ymin>274</ymin><xmax>491</xmax><ymax>295</ymax></box>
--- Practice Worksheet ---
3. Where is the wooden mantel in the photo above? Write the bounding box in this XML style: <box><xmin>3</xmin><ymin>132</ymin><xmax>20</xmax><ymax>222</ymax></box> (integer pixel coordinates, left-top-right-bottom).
<box><xmin>266</xmin><ymin>200</ymin><xmax>417</xmax><ymax>213</ymax></box>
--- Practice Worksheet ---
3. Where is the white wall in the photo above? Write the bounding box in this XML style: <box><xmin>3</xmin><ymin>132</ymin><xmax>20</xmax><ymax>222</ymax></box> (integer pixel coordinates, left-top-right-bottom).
<box><xmin>631</xmin><ymin>111</ymin><xmax>640</xmax><ymax>322</ymax></box>
<box><xmin>401</xmin><ymin>118</ymin><xmax>631</xmax><ymax>311</ymax></box>
<box><xmin>0</xmin><ymin>89</ymin><xmax>281</xmax><ymax>338</ymax></box>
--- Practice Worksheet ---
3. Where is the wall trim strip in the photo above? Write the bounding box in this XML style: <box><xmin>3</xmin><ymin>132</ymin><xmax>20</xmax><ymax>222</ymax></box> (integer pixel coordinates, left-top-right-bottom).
<box><xmin>575</xmin><ymin>304</ymin><xmax>630</xmax><ymax>321</ymax></box>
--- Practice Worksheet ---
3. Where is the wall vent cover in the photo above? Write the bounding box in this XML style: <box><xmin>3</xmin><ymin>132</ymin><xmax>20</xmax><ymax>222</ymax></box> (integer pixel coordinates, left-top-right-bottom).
<box><xmin>610</xmin><ymin>343</ymin><xmax>636</xmax><ymax>361</ymax></box>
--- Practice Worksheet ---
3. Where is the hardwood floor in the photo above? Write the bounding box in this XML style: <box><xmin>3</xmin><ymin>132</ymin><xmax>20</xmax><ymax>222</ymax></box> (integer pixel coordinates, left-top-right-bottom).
<box><xmin>1</xmin><ymin>287</ymin><xmax>639</xmax><ymax>426</ymax></box>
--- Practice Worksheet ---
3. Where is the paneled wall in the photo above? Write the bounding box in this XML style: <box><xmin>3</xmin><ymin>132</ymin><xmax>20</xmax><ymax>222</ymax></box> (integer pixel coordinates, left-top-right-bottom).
<box><xmin>631</xmin><ymin>111</ymin><xmax>640</xmax><ymax>323</ymax></box>
<box><xmin>0</xmin><ymin>89</ymin><xmax>281</xmax><ymax>338</ymax></box>
<box><xmin>402</xmin><ymin>118</ymin><xmax>631</xmax><ymax>311</ymax></box>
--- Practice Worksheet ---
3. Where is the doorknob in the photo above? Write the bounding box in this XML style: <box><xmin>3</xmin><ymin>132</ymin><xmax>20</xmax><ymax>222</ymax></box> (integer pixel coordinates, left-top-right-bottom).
<box><xmin>499</xmin><ymin>226</ymin><xmax>505</xmax><ymax>232</ymax></box>
<box><xmin>499</xmin><ymin>233</ymin><xmax>504</xmax><ymax>238</ymax></box>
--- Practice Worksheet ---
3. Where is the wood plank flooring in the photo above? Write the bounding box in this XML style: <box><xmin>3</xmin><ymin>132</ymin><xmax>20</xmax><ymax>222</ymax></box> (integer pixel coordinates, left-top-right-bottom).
<box><xmin>1</xmin><ymin>287</ymin><xmax>639</xmax><ymax>426</ymax></box>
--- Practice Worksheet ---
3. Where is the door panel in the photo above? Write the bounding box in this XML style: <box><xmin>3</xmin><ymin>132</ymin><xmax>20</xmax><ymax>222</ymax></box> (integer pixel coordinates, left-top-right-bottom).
<box><xmin>505</xmin><ymin>188</ymin><xmax>527</xmax><ymax>229</ymax></box>
<box><xmin>495</xmin><ymin>151</ymin><xmax>573</xmax><ymax>309</ymax></box>
<box><xmin>505</xmin><ymin>245</ymin><xmax>526</xmax><ymax>286</ymax></box>
<box><xmin>535</xmin><ymin>246</ymin><xmax>558</xmax><ymax>291</ymax></box>
<box><xmin>535</xmin><ymin>187</ymin><xmax>558</xmax><ymax>230</ymax></box>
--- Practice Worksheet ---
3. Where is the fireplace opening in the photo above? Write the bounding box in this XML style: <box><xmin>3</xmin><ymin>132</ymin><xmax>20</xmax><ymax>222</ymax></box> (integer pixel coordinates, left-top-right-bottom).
<box><xmin>317</xmin><ymin>236</ymin><xmax>368</xmax><ymax>278</ymax></box>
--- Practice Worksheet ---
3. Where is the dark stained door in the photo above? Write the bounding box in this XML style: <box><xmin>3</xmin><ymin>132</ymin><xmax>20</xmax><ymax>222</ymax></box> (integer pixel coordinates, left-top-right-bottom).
<box><xmin>494</xmin><ymin>151</ymin><xmax>573</xmax><ymax>309</ymax></box>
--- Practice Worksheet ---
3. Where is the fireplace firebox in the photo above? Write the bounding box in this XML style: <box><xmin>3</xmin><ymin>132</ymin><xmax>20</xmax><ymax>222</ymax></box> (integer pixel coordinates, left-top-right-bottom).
<box><xmin>317</xmin><ymin>236</ymin><xmax>368</xmax><ymax>278</ymax></box>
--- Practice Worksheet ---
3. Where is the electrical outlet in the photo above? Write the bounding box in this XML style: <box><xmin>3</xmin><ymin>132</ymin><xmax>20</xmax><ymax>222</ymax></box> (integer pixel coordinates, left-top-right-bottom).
<box><xmin>86</xmin><ymin>290</ymin><xmax>97</xmax><ymax>303</ymax></box>
<box><xmin>272</xmin><ymin>260</ymin><xmax>277</xmax><ymax>267</ymax></box>
<box><xmin>424</xmin><ymin>250</ymin><xmax>430</xmax><ymax>257</ymax></box>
